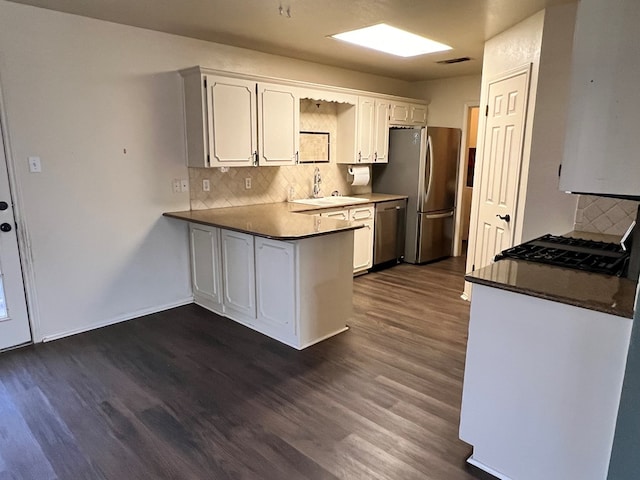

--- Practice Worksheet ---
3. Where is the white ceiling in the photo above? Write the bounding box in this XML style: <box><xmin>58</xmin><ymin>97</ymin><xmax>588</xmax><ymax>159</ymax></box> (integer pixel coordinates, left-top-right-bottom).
<box><xmin>6</xmin><ymin>0</ymin><xmax>576</xmax><ymax>82</ymax></box>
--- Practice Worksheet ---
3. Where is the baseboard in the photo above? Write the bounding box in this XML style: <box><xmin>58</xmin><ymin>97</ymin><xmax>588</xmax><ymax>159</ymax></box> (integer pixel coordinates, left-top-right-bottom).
<box><xmin>40</xmin><ymin>297</ymin><xmax>194</xmax><ymax>342</ymax></box>
<box><xmin>466</xmin><ymin>456</ymin><xmax>511</xmax><ymax>480</ymax></box>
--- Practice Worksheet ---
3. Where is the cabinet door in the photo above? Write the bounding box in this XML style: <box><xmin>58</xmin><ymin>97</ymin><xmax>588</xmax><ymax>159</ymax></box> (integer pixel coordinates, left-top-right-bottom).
<box><xmin>373</xmin><ymin>100</ymin><xmax>390</xmax><ymax>163</ymax></box>
<box><xmin>258</xmin><ymin>84</ymin><xmax>300</xmax><ymax>166</ymax></box>
<box><xmin>357</xmin><ymin>97</ymin><xmax>375</xmax><ymax>163</ymax></box>
<box><xmin>190</xmin><ymin>224</ymin><xmax>223</xmax><ymax>311</ymax></box>
<box><xmin>320</xmin><ymin>209</ymin><xmax>349</xmax><ymax>221</ymax></box>
<box><xmin>351</xmin><ymin>205</ymin><xmax>375</xmax><ymax>273</ymax></box>
<box><xmin>410</xmin><ymin>104</ymin><xmax>428</xmax><ymax>125</ymax></box>
<box><xmin>220</xmin><ymin>230</ymin><xmax>256</xmax><ymax>321</ymax></box>
<box><xmin>207</xmin><ymin>76</ymin><xmax>257</xmax><ymax>167</ymax></box>
<box><xmin>390</xmin><ymin>102</ymin><xmax>410</xmax><ymax>124</ymax></box>
<box><xmin>255</xmin><ymin>237</ymin><xmax>296</xmax><ymax>338</ymax></box>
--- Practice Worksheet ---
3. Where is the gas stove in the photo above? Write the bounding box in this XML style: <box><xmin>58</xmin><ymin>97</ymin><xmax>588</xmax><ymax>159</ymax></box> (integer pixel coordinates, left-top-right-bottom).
<box><xmin>495</xmin><ymin>234</ymin><xmax>630</xmax><ymax>276</ymax></box>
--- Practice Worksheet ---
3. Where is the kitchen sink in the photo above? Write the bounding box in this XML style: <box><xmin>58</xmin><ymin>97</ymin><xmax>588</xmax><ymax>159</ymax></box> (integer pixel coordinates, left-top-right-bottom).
<box><xmin>291</xmin><ymin>196</ymin><xmax>370</xmax><ymax>207</ymax></box>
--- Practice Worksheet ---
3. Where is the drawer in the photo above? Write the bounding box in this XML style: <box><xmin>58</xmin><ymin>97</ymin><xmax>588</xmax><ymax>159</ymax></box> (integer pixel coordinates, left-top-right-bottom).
<box><xmin>320</xmin><ymin>209</ymin><xmax>349</xmax><ymax>221</ymax></box>
<box><xmin>349</xmin><ymin>205</ymin><xmax>374</xmax><ymax>222</ymax></box>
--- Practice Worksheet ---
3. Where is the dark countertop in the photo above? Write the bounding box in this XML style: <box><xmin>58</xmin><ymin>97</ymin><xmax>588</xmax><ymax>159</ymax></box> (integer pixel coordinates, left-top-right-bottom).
<box><xmin>164</xmin><ymin>202</ymin><xmax>362</xmax><ymax>240</ymax></box>
<box><xmin>165</xmin><ymin>194</ymin><xmax>407</xmax><ymax>240</ymax></box>
<box><xmin>466</xmin><ymin>258</ymin><xmax>637</xmax><ymax>319</ymax></box>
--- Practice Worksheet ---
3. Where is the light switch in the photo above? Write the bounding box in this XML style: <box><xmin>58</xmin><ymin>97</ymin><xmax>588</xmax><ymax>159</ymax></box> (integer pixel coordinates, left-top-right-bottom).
<box><xmin>203</xmin><ymin>179</ymin><xmax>210</xmax><ymax>192</ymax></box>
<box><xmin>28</xmin><ymin>156</ymin><xmax>41</xmax><ymax>173</ymax></box>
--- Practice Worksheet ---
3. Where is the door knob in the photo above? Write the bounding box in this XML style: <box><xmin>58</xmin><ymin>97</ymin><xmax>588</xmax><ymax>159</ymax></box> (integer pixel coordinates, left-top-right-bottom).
<box><xmin>496</xmin><ymin>214</ymin><xmax>511</xmax><ymax>222</ymax></box>
<box><xmin>0</xmin><ymin>201</ymin><xmax>8</xmax><ymax>211</ymax></box>
<box><xmin>0</xmin><ymin>223</ymin><xmax>12</xmax><ymax>232</ymax></box>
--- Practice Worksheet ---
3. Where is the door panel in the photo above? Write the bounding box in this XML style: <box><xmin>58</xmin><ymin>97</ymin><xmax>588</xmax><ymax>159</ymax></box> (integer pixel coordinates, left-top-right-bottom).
<box><xmin>472</xmin><ymin>70</ymin><xmax>530</xmax><ymax>270</ymax></box>
<box><xmin>421</xmin><ymin>127</ymin><xmax>461</xmax><ymax>213</ymax></box>
<box><xmin>416</xmin><ymin>211</ymin><xmax>454</xmax><ymax>263</ymax></box>
<box><xmin>0</xmin><ymin>129</ymin><xmax>31</xmax><ymax>350</ymax></box>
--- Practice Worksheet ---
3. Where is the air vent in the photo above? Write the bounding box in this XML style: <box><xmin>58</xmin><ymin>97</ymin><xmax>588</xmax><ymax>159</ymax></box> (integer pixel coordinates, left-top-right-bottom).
<box><xmin>436</xmin><ymin>56</ymin><xmax>471</xmax><ymax>64</ymax></box>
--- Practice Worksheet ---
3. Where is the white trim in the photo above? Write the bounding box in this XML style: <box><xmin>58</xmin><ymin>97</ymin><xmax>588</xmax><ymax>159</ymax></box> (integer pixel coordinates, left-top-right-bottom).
<box><xmin>0</xmin><ymin>71</ymin><xmax>40</xmax><ymax>343</ymax></box>
<box><xmin>40</xmin><ymin>297</ymin><xmax>194</xmax><ymax>343</ymax></box>
<box><xmin>297</xmin><ymin>326</ymin><xmax>349</xmax><ymax>350</ymax></box>
<box><xmin>453</xmin><ymin>101</ymin><xmax>479</xmax><ymax>257</ymax></box>
<box><xmin>466</xmin><ymin>456</ymin><xmax>513</xmax><ymax>480</ymax></box>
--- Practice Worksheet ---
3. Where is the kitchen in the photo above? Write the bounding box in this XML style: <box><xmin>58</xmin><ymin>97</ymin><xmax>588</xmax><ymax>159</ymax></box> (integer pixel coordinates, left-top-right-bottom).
<box><xmin>0</xmin><ymin>0</ymin><xmax>639</xmax><ymax>479</ymax></box>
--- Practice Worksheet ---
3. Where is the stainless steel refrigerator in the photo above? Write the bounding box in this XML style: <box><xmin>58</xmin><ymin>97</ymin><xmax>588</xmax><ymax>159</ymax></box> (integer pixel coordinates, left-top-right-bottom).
<box><xmin>372</xmin><ymin>126</ymin><xmax>461</xmax><ymax>264</ymax></box>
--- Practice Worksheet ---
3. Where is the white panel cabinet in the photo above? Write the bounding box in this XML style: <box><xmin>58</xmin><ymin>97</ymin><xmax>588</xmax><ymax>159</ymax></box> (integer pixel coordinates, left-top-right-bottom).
<box><xmin>350</xmin><ymin>97</ymin><xmax>390</xmax><ymax>164</ymax></box>
<box><xmin>321</xmin><ymin>204</ymin><xmax>374</xmax><ymax>273</ymax></box>
<box><xmin>190</xmin><ymin>224</ymin><xmax>223</xmax><ymax>311</ymax></box>
<box><xmin>189</xmin><ymin>225</ymin><xmax>353</xmax><ymax>349</ymax></box>
<box><xmin>181</xmin><ymin>69</ymin><xmax>299</xmax><ymax>168</ymax></box>
<box><xmin>559</xmin><ymin>0</ymin><xmax>640</xmax><ymax>197</ymax></box>
<box><xmin>255</xmin><ymin>237</ymin><xmax>296</xmax><ymax>341</ymax></box>
<box><xmin>258</xmin><ymin>83</ymin><xmax>300</xmax><ymax>166</ymax></box>
<box><xmin>390</xmin><ymin>102</ymin><xmax>428</xmax><ymax>126</ymax></box>
<box><xmin>220</xmin><ymin>230</ymin><xmax>256</xmax><ymax>322</ymax></box>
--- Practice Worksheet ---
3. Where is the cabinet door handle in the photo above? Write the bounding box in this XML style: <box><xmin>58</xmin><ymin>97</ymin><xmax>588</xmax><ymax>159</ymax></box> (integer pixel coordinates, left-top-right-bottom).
<box><xmin>358</xmin><ymin>152</ymin><xmax>362</xmax><ymax>163</ymax></box>
<box><xmin>374</xmin><ymin>152</ymin><xmax>377</xmax><ymax>162</ymax></box>
<box><xmin>295</xmin><ymin>151</ymin><xmax>299</xmax><ymax>164</ymax></box>
<box><xmin>253</xmin><ymin>151</ymin><xmax>258</xmax><ymax>166</ymax></box>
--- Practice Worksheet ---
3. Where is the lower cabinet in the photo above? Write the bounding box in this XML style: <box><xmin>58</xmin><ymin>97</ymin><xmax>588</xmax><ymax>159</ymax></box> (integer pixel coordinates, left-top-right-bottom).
<box><xmin>321</xmin><ymin>204</ymin><xmax>374</xmax><ymax>274</ymax></box>
<box><xmin>189</xmin><ymin>223</ymin><xmax>352</xmax><ymax>349</ymax></box>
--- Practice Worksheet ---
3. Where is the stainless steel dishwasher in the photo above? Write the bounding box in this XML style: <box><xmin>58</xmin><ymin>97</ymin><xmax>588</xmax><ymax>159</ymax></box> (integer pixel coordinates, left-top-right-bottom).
<box><xmin>373</xmin><ymin>199</ymin><xmax>407</xmax><ymax>267</ymax></box>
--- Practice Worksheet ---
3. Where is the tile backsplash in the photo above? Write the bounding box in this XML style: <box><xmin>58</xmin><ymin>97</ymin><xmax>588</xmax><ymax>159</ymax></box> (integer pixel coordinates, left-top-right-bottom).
<box><xmin>189</xmin><ymin>99</ymin><xmax>371</xmax><ymax>210</ymax></box>
<box><xmin>574</xmin><ymin>195</ymin><xmax>639</xmax><ymax>236</ymax></box>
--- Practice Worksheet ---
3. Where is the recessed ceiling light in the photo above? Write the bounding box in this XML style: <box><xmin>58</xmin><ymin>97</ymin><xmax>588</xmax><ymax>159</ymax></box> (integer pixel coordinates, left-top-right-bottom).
<box><xmin>331</xmin><ymin>23</ymin><xmax>452</xmax><ymax>58</ymax></box>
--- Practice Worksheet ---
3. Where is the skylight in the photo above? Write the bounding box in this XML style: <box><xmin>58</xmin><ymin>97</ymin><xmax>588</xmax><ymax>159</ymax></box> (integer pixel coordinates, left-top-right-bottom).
<box><xmin>331</xmin><ymin>24</ymin><xmax>452</xmax><ymax>58</ymax></box>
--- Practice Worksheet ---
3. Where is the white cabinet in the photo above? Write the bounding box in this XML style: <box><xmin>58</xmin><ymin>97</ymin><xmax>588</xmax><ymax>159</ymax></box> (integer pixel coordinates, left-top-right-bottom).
<box><xmin>559</xmin><ymin>0</ymin><xmax>640</xmax><ymax>197</ymax></box>
<box><xmin>190</xmin><ymin>224</ymin><xmax>223</xmax><ymax>311</ymax></box>
<box><xmin>258</xmin><ymin>83</ymin><xmax>300</xmax><ymax>166</ymax></box>
<box><xmin>390</xmin><ymin>102</ymin><xmax>428</xmax><ymax>126</ymax></box>
<box><xmin>349</xmin><ymin>205</ymin><xmax>375</xmax><ymax>272</ymax></box>
<box><xmin>349</xmin><ymin>97</ymin><xmax>390</xmax><ymax>164</ymax></box>
<box><xmin>181</xmin><ymin>69</ymin><xmax>299</xmax><ymax>168</ymax></box>
<box><xmin>189</xmin><ymin>225</ymin><xmax>353</xmax><ymax>349</ymax></box>
<box><xmin>255</xmin><ymin>237</ymin><xmax>296</xmax><ymax>341</ymax></box>
<box><xmin>321</xmin><ymin>204</ymin><xmax>374</xmax><ymax>273</ymax></box>
<box><xmin>220</xmin><ymin>229</ymin><xmax>256</xmax><ymax>322</ymax></box>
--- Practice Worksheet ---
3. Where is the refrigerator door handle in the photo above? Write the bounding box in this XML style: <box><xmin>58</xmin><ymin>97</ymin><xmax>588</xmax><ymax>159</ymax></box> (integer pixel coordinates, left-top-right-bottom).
<box><xmin>425</xmin><ymin>210</ymin><xmax>454</xmax><ymax>219</ymax></box>
<box><xmin>422</xmin><ymin>135</ymin><xmax>434</xmax><ymax>209</ymax></box>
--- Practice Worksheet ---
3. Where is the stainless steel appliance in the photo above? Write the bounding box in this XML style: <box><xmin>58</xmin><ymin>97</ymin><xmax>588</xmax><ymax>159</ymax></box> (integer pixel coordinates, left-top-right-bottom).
<box><xmin>373</xmin><ymin>127</ymin><xmax>461</xmax><ymax>264</ymax></box>
<box><xmin>494</xmin><ymin>234</ymin><xmax>630</xmax><ymax>276</ymax></box>
<box><xmin>373</xmin><ymin>199</ymin><xmax>407</xmax><ymax>267</ymax></box>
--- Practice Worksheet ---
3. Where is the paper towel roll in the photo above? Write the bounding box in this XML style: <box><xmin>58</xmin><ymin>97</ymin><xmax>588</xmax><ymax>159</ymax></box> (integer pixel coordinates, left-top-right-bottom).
<box><xmin>348</xmin><ymin>165</ymin><xmax>370</xmax><ymax>186</ymax></box>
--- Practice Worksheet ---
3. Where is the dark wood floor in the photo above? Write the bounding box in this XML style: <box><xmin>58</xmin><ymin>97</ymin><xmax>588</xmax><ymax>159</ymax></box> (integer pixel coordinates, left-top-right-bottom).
<box><xmin>0</xmin><ymin>256</ymin><xmax>480</xmax><ymax>480</ymax></box>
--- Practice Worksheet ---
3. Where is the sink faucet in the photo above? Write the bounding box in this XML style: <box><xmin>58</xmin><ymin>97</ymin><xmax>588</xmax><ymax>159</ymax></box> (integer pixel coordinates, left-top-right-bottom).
<box><xmin>312</xmin><ymin>167</ymin><xmax>322</xmax><ymax>198</ymax></box>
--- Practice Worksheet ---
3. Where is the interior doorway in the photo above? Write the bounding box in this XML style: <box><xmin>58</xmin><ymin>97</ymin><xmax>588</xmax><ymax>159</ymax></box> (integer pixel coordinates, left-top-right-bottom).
<box><xmin>453</xmin><ymin>103</ymin><xmax>479</xmax><ymax>257</ymax></box>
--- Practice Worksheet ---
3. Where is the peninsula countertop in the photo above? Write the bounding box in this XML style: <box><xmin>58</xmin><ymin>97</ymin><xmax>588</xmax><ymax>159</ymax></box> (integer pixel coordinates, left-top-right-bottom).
<box><xmin>164</xmin><ymin>194</ymin><xmax>408</xmax><ymax>240</ymax></box>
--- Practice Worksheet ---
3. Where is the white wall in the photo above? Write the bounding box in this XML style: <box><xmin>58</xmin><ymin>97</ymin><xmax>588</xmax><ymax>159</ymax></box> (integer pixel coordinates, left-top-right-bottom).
<box><xmin>410</xmin><ymin>75</ymin><xmax>481</xmax><ymax>128</ymax></box>
<box><xmin>0</xmin><ymin>1</ymin><xmax>414</xmax><ymax>340</ymax></box>
<box><xmin>466</xmin><ymin>6</ymin><xmax>579</xmax><ymax>286</ymax></box>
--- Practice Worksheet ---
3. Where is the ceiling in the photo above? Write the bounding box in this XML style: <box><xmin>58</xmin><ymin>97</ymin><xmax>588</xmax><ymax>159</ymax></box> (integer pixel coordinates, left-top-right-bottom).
<box><xmin>7</xmin><ymin>0</ymin><xmax>576</xmax><ymax>82</ymax></box>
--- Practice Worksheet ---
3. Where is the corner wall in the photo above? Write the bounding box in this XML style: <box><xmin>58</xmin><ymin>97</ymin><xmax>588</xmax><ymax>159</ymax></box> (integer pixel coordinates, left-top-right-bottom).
<box><xmin>0</xmin><ymin>1</ymin><xmax>413</xmax><ymax>340</ymax></box>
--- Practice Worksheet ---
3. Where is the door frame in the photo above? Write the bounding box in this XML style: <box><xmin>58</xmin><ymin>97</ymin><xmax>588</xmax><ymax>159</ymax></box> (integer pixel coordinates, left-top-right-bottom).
<box><xmin>463</xmin><ymin>64</ymin><xmax>532</xmax><ymax>300</ymax></box>
<box><xmin>453</xmin><ymin>101</ymin><xmax>479</xmax><ymax>257</ymax></box>
<box><xmin>0</xmin><ymin>77</ymin><xmax>40</xmax><ymax>343</ymax></box>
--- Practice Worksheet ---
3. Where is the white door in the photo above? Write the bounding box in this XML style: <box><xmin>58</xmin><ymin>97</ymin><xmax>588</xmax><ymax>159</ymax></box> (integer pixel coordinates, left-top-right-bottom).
<box><xmin>471</xmin><ymin>69</ymin><xmax>530</xmax><ymax>271</ymax></box>
<box><xmin>357</xmin><ymin>97</ymin><xmax>375</xmax><ymax>163</ymax></box>
<box><xmin>221</xmin><ymin>229</ymin><xmax>256</xmax><ymax>322</ymax></box>
<box><xmin>190</xmin><ymin>224</ymin><xmax>223</xmax><ymax>312</ymax></box>
<box><xmin>258</xmin><ymin>84</ymin><xmax>299</xmax><ymax>166</ymax></box>
<box><xmin>0</xmin><ymin>131</ymin><xmax>31</xmax><ymax>350</ymax></box>
<box><xmin>207</xmin><ymin>76</ymin><xmax>257</xmax><ymax>166</ymax></box>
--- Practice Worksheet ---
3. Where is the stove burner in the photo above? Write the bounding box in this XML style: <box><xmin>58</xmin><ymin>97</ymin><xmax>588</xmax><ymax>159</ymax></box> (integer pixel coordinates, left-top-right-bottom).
<box><xmin>495</xmin><ymin>234</ymin><xmax>629</xmax><ymax>276</ymax></box>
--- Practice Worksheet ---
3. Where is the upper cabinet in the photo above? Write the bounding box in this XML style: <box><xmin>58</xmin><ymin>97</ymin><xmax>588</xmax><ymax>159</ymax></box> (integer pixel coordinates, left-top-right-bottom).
<box><xmin>339</xmin><ymin>97</ymin><xmax>390</xmax><ymax>164</ymax></box>
<box><xmin>560</xmin><ymin>0</ymin><xmax>640</xmax><ymax>197</ymax></box>
<box><xmin>181</xmin><ymin>69</ymin><xmax>299</xmax><ymax>168</ymax></box>
<box><xmin>390</xmin><ymin>102</ymin><xmax>428</xmax><ymax>126</ymax></box>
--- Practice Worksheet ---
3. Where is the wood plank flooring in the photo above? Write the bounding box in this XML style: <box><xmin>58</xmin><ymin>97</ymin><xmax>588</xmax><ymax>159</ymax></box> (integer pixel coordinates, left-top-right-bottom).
<box><xmin>0</xmin><ymin>257</ymin><xmax>481</xmax><ymax>480</ymax></box>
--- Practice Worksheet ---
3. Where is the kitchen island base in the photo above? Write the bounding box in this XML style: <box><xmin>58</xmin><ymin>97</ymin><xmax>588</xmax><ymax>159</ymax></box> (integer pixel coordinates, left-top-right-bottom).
<box><xmin>190</xmin><ymin>223</ymin><xmax>354</xmax><ymax>350</ymax></box>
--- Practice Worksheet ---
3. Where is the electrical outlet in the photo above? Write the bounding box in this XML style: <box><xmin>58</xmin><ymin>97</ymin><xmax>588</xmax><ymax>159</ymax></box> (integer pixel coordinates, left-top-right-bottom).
<box><xmin>180</xmin><ymin>179</ymin><xmax>189</xmax><ymax>192</ymax></box>
<box><xmin>172</xmin><ymin>179</ymin><xmax>181</xmax><ymax>193</ymax></box>
<box><xmin>245</xmin><ymin>177</ymin><xmax>252</xmax><ymax>189</ymax></box>
<box><xmin>203</xmin><ymin>179</ymin><xmax>210</xmax><ymax>192</ymax></box>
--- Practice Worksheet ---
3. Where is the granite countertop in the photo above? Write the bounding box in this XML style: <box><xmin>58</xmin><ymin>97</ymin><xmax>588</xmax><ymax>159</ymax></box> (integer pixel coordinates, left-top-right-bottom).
<box><xmin>164</xmin><ymin>202</ymin><xmax>362</xmax><ymax>240</ymax></box>
<box><xmin>165</xmin><ymin>194</ymin><xmax>408</xmax><ymax>240</ymax></box>
<box><xmin>466</xmin><ymin>230</ymin><xmax>638</xmax><ymax>319</ymax></box>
